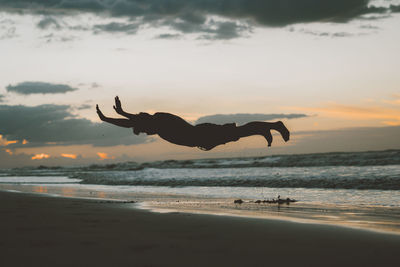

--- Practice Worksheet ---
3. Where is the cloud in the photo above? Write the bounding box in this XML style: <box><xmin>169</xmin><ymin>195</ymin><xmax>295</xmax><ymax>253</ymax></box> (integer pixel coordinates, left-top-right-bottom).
<box><xmin>197</xmin><ymin>21</ymin><xmax>251</xmax><ymax>40</ymax></box>
<box><xmin>1</xmin><ymin>0</ymin><xmax>398</xmax><ymax>39</ymax></box>
<box><xmin>40</xmin><ymin>33</ymin><xmax>76</xmax><ymax>43</ymax></box>
<box><xmin>97</xmin><ymin>152</ymin><xmax>114</xmax><ymax>160</ymax></box>
<box><xmin>195</xmin><ymin>113</ymin><xmax>308</xmax><ymax>125</ymax></box>
<box><xmin>293</xmin><ymin>103</ymin><xmax>400</xmax><ymax>125</ymax></box>
<box><xmin>91</xmin><ymin>82</ymin><xmax>100</xmax><ymax>88</ymax></box>
<box><xmin>0</xmin><ymin>134</ymin><xmax>18</xmax><ymax>146</ymax></box>
<box><xmin>0</xmin><ymin>94</ymin><xmax>5</xmax><ymax>102</ymax></box>
<box><xmin>0</xmin><ymin>104</ymin><xmax>148</xmax><ymax>147</ymax></box>
<box><xmin>61</xmin><ymin>153</ymin><xmax>77</xmax><ymax>159</ymax></box>
<box><xmin>93</xmin><ymin>22</ymin><xmax>140</xmax><ymax>34</ymax></box>
<box><xmin>390</xmin><ymin>4</ymin><xmax>400</xmax><ymax>13</ymax></box>
<box><xmin>155</xmin><ymin>33</ymin><xmax>182</xmax><ymax>40</ymax></box>
<box><xmin>6</xmin><ymin>81</ymin><xmax>78</xmax><ymax>95</ymax></box>
<box><xmin>0</xmin><ymin>0</ymin><xmax>382</xmax><ymax>25</ymax></box>
<box><xmin>0</xmin><ymin>26</ymin><xmax>17</xmax><ymax>40</ymax></box>
<box><xmin>31</xmin><ymin>153</ymin><xmax>50</xmax><ymax>160</ymax></box>
<box><xmin>289</xmin><ymin>27</ymin><xmax>354</xmax><ymax>38</ymax></box>
<box><xmin>76</xmin><ymin>104</ymin><xmax>92</xmax><ymax>110</ymax></box>
<box><xmin>290</xmin><ymin>125</ymin><xmax>400</xmax><ymax>153</ymax></box>
<box><xmin>37</xmin><ymin>16</ymin><xmax>61</xmax><ymax>29</ymax></box>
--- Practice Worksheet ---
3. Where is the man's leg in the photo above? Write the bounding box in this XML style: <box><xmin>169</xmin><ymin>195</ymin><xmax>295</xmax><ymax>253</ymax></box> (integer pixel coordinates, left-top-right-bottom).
<box><xmin>236</xmin><ymin>121</ymin><xmax>289</xmax><ymax>146</ymax></box>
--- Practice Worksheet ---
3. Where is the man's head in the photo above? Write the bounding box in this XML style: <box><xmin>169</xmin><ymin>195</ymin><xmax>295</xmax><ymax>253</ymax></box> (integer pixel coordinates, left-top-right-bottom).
<box><xmin>132</xmin><ymin>112</ymin><xmax>156</xmax><ymax>135</ymax></box>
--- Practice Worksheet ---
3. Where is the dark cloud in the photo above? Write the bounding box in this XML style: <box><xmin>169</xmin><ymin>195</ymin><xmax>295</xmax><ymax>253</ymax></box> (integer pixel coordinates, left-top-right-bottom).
<box><xmin>291</xmin><ymin>27</ymin><xmax>355</xmax><ymax>38</ymax></box>
<box><xmin>198</xmin><ymin>21</ymin><xmax>250</xmax><ymax>40</ymax></box>
<box><xmin>332</xmin><ymin>32</ymin><xmax>354</xmax><ymax>37</ymax></box>
<box><xmin>0</xmin><ymin>104</ymin><xmax>148</xmax><ymax>147</ymax></box>
<box><xmin>195</xmin><ymin>113</ymin><xmax>308</xmax><ymax>126</ymax></box>
<box><xmin>0</xmin><ymin>0</ymin><xmax>397</xmax><ymax>39</ymax></box>
<box><xmin>93</xmin><ymin>22</ymin><xmax>140</xmax><ymax>34</ymax></box>
<box><xmin>390</xmin><ymin>5</ymin><xmax>400</xmax><ymax>12</ymax></box>
<box><xmin>155</xmin><ymin>33</ymin><xmax>182</xmax><ymax>40</ymax></box>
<box><xmin>158</xmin><ymin>18</ymin><xmax>250</xmax><ymax>40</ymax></box>
<box><xmin>37</xmin><ymin>16</ymin><xmax>61</xmax><ymax>29</ymax></box>
<box><xmin>6</xmin><ymin>81</ymin><xmax>77</xmax><ymax>95</ymax></box>
<box><xmin>0</xmin><ymin>94</ymin><xmax>5</xmax><ymax>102</ymax></box>
<box><xmin>0</xmin><ymin>0</ymin><xmax>375</xmax><ymax>25</ymax></box>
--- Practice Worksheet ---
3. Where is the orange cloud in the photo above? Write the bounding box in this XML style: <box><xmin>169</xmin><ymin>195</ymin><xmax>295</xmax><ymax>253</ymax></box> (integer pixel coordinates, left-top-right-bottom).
<box><xmin>97</xmin><ymin>152</ymin><xmax>114</xmax><ymax>160</ymax></box>
<box><xmin>382</xmin><ymin>121</ymin><xmax>400</xmax><ymax>126</ymax></box>
<box><xmin>291</xmin><ymin>103</ymin><xmax>400</xmax><ymax>125</ymax></box>
<box><xmin>5</xmin><ymin>149</ymin><xmax>13</xmax><ymax>155</ymax></box>
<box><xmin>61</xmin><ymin>153</ymin><xmax>77</xmax><ymax>159</ymax></box>
<box><xmin>0</xmin><ymin>134</ymin><xmax>18</xmax><ymax>146</ymax></box>
<box><xmin>31</xmin><ymin>153</ymin><xmax>50</xmax><ymax>160</ymax></box>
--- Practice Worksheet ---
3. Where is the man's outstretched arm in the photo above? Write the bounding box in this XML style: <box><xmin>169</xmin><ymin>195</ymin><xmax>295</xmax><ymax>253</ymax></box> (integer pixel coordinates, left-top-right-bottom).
<box><xmin>113</xmin><ymin>96</ymin><xmax>137</xmax><ymax>119</ymax></box>
<box><xmin>96</xmin><ymin>104</ymin><xmax>133</xmax><ymax>128</ymax></box>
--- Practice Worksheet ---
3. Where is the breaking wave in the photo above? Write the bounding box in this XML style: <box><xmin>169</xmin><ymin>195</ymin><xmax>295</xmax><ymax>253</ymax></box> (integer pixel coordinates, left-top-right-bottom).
<box><xmin>2</xmin><ymin>150</ymin><xmax>400</xmax><ymax>190</ymax></box>
<box><xmin>74</xmin><ymin>165</ymin><xmax>400</xmax><ymax>190</ymax></box>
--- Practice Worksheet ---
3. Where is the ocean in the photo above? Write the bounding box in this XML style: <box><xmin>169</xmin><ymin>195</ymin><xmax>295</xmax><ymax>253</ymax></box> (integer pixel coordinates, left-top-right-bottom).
<box><xmin>1</xmin><ymin>149</ymin><xmax>400</xmax><ymax>233</ymax></box>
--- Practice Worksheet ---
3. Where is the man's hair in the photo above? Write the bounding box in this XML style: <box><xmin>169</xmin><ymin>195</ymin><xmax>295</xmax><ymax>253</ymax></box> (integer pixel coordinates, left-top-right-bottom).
<box><xmin>132</xmin><ymin>112</ymin><xmax>154</xmax><ymax>135</ymax></box>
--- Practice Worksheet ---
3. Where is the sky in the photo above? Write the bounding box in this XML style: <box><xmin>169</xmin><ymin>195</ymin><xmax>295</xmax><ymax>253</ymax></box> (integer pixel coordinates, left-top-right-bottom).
<box><xmin>0</xmin><ymin>0</ymin><xmax>400</xmax><ymax>168</ymax></box>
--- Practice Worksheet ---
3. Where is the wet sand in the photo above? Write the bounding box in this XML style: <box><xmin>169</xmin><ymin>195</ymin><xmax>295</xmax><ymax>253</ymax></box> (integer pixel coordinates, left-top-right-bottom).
<box><xmin>1</xmin><ymin>191</ymin><xmax>400</xmax><ymax>267</ymax></box>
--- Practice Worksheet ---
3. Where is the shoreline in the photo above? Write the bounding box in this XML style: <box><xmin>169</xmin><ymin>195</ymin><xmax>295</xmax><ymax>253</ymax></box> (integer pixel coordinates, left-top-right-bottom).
<box><xmin>2</xmin><ymin>183</ymin><xmax>400</xmax><ymax>235</ymax></box>
<box><xmin>1</xmin><ymin>190</ymin><xmax>400</xmax><ymax>266</ymax></box>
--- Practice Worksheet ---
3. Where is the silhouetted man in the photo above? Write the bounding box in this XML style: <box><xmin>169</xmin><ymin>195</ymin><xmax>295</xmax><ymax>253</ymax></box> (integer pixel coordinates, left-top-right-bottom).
<box><xmin>96</xmin><ymin>96</ymin><xmax>289</xmax><ymax>151</ymax></box>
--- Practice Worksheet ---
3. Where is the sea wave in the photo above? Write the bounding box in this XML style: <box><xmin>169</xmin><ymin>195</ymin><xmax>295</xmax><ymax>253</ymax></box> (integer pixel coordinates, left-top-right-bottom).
<box><xmin>2</xmin><ymin>150</ymin><xmax>400</xmax><ymax>190</ymax></box>
<box><xmin>74</xmin><ymin>165</ymin><xmax>400</xmax><ymax>190</ymax></box>
<box><xmin>76</xmin><ymin>149</ymin><xmax>400</xmax><ymax>170</ymax></box>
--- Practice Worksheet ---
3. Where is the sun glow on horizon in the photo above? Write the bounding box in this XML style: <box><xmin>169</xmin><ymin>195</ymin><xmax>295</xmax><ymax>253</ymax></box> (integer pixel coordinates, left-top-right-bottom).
<box><xmin>97</xmin><ymin>152</ymin><xmax>114</xmax><ymax>160</ymax></box>
<box><xmin>61</xmin><ymin>153</ymin><xmax>77</xmax><ymax>159</ymax></box>
<box><xmin>31</xmin><ymin>153</ymin><xmax>50</xmax><ymax>160</ymax></box>
<box><xmin>0</xmin><ymin>134</ymin><xmax>18</xmax><ymax>146</ymax></box>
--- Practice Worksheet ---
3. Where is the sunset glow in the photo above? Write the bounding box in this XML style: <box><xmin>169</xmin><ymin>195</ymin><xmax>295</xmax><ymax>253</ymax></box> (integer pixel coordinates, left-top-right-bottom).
<box><xmin>31</xmin><ymin>153</ymin><xmax>50</xmax><ymax>160</ymax></box>
<box><xmin>61</xmin><ymin>153</ymin><xmax>77</xmax><ymax>159</ymax></box>
<box><xmin>0</xmin><ymin>135</ymin><xmax>18</xmax><ymax>146</ymax></box>
<box><xmin>0</xmin><ymin>0</ymin><xmax>399</xmax><ymax>168</ymax></box>
<box><xmin>97</xmin><ymin>152</ymin><xmax>114</xmax><ymax>160</ymax></box>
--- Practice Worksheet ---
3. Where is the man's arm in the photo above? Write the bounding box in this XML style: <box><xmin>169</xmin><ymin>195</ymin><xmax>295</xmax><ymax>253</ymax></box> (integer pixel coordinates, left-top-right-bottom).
<box><xmin>113</xmin><ymin>96</ymin><xmax>137</xmax><ymax>119</ymax></box>
<box><xmin>96</xmin><ymin>104</ymin><xmax>134</xmax><ymax>128</ymax></box>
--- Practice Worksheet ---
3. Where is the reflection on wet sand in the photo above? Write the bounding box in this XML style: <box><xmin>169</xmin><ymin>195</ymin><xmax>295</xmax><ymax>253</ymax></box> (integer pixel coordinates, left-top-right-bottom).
<box><xmin>96</xmin><ymin>191</ymin><xmax>106</xmax><ymax>198</ymax></box>
<box><xmin>1</xmin><ymin>183</ymin><xmax>400</xmax><ymax>235</ymax></box>
<box><xmin>144</xmin><ymin>198</ymin><xmax>400</xmax><ymax>235</ymax></box>
<box><xmin>33</xmin><ymin>186</ymin><xmax>48</xmax><ymax>193</ymax></box>
<box><xmin>61</xmin><ymin>187</ymin><xmax>76</xmax><ymax>197</ymax></box>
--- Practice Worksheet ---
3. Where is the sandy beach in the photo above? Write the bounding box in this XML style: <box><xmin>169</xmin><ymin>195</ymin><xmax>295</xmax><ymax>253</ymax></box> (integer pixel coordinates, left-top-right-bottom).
<box><xmin>1</xmin><ymin>191</ymin><xmax>400</xmax><ymax>267</ymax></box>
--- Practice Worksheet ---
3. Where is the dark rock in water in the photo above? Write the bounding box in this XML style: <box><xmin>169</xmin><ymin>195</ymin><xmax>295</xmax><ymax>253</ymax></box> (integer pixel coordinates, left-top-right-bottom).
<box><xmin>254</xmin><ymin>198</ymin><xmax>298</xmax><ymax>204</ymax></box>
<box><xmin>234</xmin><ymin>199</ymin><xmax>243</xmax><ymax>204</ymax></box>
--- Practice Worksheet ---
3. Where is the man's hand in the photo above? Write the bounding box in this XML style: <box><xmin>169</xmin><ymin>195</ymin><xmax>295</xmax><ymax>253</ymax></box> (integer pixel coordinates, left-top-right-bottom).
<box><xmin>113</xmin><ymin>96</ymin><xmax>124</xmax><ymax>114</ymax></box>
<box><xmin>96</xmin><ymin>104</ymin><xmax>106</xmax><ymax>121</ymax></box>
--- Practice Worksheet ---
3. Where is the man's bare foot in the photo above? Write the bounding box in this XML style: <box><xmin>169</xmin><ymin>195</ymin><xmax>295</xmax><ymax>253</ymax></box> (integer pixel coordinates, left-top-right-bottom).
<box><xmin>275</xmin><ymin>121</ymin><xmax>290</xmax><ymax>142</ymax></box>
<box><xmin>263</xmin><ymin>130</ymin><xmax>273</xmax><ymax>147</ymax></box>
